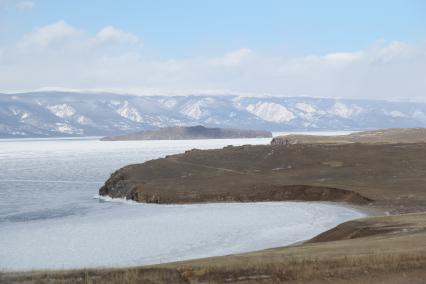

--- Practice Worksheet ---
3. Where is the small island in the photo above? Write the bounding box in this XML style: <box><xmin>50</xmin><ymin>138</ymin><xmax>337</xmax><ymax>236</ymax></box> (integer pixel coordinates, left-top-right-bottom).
<box><xmin>100</xmin><ymin>125</ymin><xmax>272</xmax><ymax>141</ymax></box>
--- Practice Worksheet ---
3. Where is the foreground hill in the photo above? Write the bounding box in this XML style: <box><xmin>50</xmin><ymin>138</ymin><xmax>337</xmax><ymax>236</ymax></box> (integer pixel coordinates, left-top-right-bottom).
<box><xmin>3</xmin><ymin>91</ymin><xmax>426</xmax><ymax>137</ymax></box>
<box><xmin>272</xmin><ymin>127</ymin><xmax>426</xmax><ymax>145</ymax></box>
<box><xmin>101</xmin><ymin>125</ymin><xmax>272</xmax><ymax>141</ymax></box>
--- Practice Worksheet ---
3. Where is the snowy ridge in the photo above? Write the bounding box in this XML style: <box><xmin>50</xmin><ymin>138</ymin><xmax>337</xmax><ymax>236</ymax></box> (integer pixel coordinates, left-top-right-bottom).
<box><xmin>47</xmin><ymin>104</ymin><xmax>76</xmax><ymax>118</ymax></box>
<box><xmin>1</xmin><ymin>91</ymin><xmax>426</xmax><ymax>137</ymax></box>
<box><xmin>246</xmin><ymin>102</ymin><xmax>295</xmax><ymax>122</ymax></box>
<box><xmin>180</xmin><ymin>98</ymin><xmax>214</xmax><ymax>119</ymax></box>
<box><xmin>116</xmin><ymin>101</ymin><xmax>144</xmax><ymax>122</ymax></box>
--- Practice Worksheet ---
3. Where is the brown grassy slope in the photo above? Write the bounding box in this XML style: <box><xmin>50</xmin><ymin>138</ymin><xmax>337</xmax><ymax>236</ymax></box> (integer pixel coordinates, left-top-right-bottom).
<box><xmin>271</xmin><ymin>127</ymin><xmax>426</xmax><ymax>145</ymax></box>
<box><xmin>3</xmin><ymin>213</ymin><xmax>426</xmax><ymax>284</ymax></box>
<box><xmin>100</xmin><ymin>143</ymin><xmax>426</xmax><ymax>214</ymax></box>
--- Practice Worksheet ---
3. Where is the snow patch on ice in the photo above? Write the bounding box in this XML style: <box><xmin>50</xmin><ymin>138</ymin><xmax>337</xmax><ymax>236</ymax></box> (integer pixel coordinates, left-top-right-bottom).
<box><xmin>93</xmin><ymin>195</ymin><xmax>137</xmax><ymax>205</ymax></box>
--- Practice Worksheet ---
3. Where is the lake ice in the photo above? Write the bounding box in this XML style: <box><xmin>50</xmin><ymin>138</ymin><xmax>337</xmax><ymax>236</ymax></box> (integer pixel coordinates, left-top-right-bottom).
<box><xmin>0</xmin><ymin>134</ymin><xmax>364</xmax><ymax>271</ymax></box>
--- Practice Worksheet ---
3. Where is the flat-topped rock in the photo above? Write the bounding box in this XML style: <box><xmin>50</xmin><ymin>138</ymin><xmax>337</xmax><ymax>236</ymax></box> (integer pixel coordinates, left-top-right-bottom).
<box><xmin>101</xmin><ymin>125</ymin><xmax>272</xmax><ymax>141</ymax></box>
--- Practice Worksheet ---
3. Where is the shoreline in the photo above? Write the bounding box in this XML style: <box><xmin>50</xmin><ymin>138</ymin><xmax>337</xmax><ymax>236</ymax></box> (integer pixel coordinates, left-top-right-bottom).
<box><xmin>97</xmin><ymin>192</ymin><xmax>387</xmax><ymax>219</ymax></box>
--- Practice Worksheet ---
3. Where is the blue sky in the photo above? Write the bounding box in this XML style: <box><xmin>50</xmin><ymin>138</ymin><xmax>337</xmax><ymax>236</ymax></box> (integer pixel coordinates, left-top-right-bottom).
<box><xmin>0</xmin><ymin>0</ymin><xmax>425</xmax><ymax>99</ymax></box>
<box><xmin>2</xmin><ymin>0</ymin><xmax>425</xmax><ymax>57</ymax></box>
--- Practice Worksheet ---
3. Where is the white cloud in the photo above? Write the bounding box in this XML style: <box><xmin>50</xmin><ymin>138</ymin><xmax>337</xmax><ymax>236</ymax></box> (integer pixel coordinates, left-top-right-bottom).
<box><xmin>209</xmin><ymin>48</ymin><xmax>252</xmax><ymax>66</ymax></box>
<box><xmin>16</xmin><ymin>0</ymin><xmax>34</xmax><ymax>10</ymax></box>
<box><xmin>375</xmin><ymin>41</ymin><xmax>410</xmax><ymax>62</ymax></box>
<box><xmin>17</xmin><ymin>22</ymin><xmax>140</xmax><ymax>51</ymax></box>
<box><xmin>1</xmin><ymin>21</ymin><xmax>426</xmax><ymax>100</ymax></box>
<box><xmin>94</xmin><ymin>26</ymin><xmax>139</xmax><ymax>45</ymax></box>
<box><xmin>323</xmin><ymin>51</ymin><xmax>363</xmax><ymax>63</ymax></box>
<box><xmin>0</xmin><ymin>0</ymin><xmax>33</xmax><ymax>10</ymax></box>
<box><xmin>18</xmin><ymin>21</ymin><xmax>81</xmax><ymax>49</ymax></box>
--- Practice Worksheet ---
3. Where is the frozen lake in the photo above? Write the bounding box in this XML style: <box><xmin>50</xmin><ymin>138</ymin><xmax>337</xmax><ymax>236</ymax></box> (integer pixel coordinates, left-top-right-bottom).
<box><xmin>0</xmin><ymin>133</ymin><xmax>364</xmax><ymax>271</ymax></box>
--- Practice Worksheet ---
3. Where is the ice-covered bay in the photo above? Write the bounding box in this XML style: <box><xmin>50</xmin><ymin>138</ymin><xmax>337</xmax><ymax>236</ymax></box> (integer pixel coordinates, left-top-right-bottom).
<box><xmin>0</xmin><ymin>201</ymin><xmax>364</xmax><ymax>271</ymax></box>
<box><xmin>0</xmin><ymin>133</ymin><xmax>363</xmax><ymax>271</ymax></box>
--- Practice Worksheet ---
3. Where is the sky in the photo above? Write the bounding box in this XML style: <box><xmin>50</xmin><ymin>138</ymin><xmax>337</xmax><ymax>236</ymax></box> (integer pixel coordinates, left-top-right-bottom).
<box><xmin>0</xmin><ymin>0</ymin><xmax>425</xmax><ymax>99</ymax></box>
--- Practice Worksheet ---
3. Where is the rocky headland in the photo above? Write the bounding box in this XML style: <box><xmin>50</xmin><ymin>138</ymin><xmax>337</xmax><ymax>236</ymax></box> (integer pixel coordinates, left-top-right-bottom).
<box><xmin>99</xmin><ymin>140</ymin><xmax>426</xmax><ymax>214</ymax></box>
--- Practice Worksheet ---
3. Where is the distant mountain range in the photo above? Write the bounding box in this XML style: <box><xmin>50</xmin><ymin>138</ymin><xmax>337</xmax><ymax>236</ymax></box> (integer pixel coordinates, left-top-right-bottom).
<box><xmin>1</xmin><ymin>91</ymin><xmax>426</xmax><ymax>138</ymax></box>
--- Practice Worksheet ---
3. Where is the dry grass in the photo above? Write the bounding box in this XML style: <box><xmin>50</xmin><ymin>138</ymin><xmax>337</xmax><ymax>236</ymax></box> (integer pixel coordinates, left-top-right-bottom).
<box><xmin>6</xmin><ymin>250</ymin><xmax>425</xmax><ymax>283</ymax></box>
<box><xmin>192</xmin><ymin>252</ymin><xmax>426</xmax><ymax>283</ymax></box>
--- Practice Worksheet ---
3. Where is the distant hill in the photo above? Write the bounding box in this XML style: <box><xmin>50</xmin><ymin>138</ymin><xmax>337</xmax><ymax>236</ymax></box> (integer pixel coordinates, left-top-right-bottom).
<box><xmin>101</xmin><ymin>125</ymin><xmax>272</xmax><ymax>141</ymax></box>
<box><xmin>271</xmin><ymin>128</ymin><xmax>426</xmax><ymax>145</ymax></box>
<box><xmin>3</xmin><ymin>91</ymin><xmax>426</xmax><ymax>138</ymax></box>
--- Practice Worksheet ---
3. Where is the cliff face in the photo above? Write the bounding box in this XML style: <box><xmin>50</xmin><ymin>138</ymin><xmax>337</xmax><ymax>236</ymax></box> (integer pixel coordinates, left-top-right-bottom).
<box><xmin>271</xmin><ymin>128</ymin><xmax>426</xmax><ymax>145</ymax></box>
<box><xmin>99</xmin><ymin>142</ymin><xmax>426</xmax><ymax>213</ymax></box>
<box><xmin>101</xmin><ymin>125</ymin><xmax>272</xmax><ymax>141</ymax></box>
<box><xmin>99</xmin><ymin>169</ymin><xmax>136</xmax><ymax>199</ymax></box>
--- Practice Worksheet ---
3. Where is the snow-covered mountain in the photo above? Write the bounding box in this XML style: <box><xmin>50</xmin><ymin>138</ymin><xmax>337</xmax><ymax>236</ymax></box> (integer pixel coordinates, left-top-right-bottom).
<box><xmin>1</xmin><ymin>91</ymin><xmax>426</xmax><ymax>138</ymax></box>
